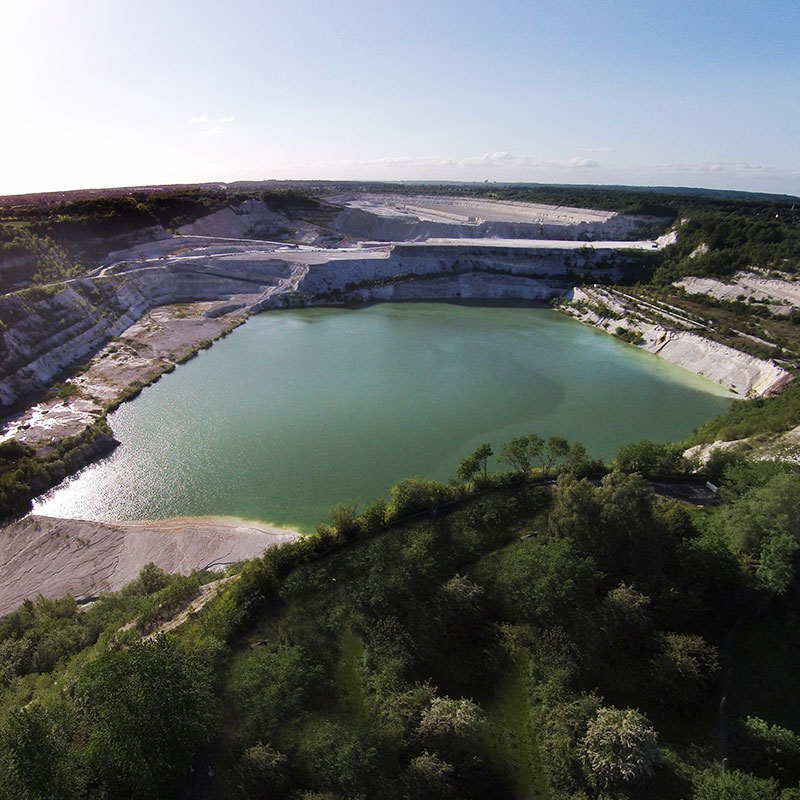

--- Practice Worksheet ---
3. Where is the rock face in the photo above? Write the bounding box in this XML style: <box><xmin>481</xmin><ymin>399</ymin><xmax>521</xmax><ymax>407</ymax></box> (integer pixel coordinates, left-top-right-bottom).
<box><xmin>254</xmin><ymin>243</ymin><xmax>632</xmax><ymax>310</ymax></box>
<box><xmin>326</xmin><ymin>193</ymin><xmax>664</xmax><ymax>242</ymax></box>
<box><xmin>0</xmin><ymin>237</ymin><xmax>784</xmax><ymax>415</ymax></box>
<box><xmin>176</xmin><ymin>198</ymin><xmax>290</xmax><ymax>239</ymax></box>
<box><xmin>0</xmin><ymin>259</ymin><xmax>297</xmax><ymax>410</ymax></box>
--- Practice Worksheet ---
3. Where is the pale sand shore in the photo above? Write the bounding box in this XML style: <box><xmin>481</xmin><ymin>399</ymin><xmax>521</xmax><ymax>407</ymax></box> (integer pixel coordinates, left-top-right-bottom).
<box><xmin>0</xmin><ymin>514</ymin><xmax>300</xmax><ymax>617</ymax></box>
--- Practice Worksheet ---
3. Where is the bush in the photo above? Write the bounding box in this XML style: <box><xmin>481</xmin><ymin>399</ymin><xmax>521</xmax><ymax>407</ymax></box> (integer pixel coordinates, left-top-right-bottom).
<box><xmin>385</xmin><ymin>478</ymin><xmax>454</xmax><ymax>521</ymax></box>
<box><xmin>614</xmin><ymin>439</ymin><xmax>689</xmax><ymax>477</ymax></box>
<box><xmin>579</xmin><ymin>706</ymin><xmax>659</xmax><ymax>788</ymax></box>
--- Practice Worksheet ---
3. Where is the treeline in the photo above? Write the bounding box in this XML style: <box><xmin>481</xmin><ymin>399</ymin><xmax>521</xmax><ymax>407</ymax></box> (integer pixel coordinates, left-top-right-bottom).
<box><xmin>689</xmin><ymin>380</ymin><xmax>800</xmax><ymax>445</ymax></box>
<box><xmin>0</xmin><ymin>188</ymin><xmax>230</xmax><ymax>292</ymax></box>
<box><xmin>0</xmin><ymin>186</ymin><xmax>342</xmax><ymax>293</ymax></box>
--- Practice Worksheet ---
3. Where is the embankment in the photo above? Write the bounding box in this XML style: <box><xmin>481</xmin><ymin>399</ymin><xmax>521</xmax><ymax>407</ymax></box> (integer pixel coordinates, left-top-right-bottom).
<box><xmin>0</xmin><ymin>515</ymin><xmax>299</xmax><ymax>616</ymax></box>
<box><xmin>0</xmin><ymin>258</ymin><xmax>297</xmax><ymax>411</ymax></box>
<box><xmin>563</xmin><ymin>286</ymin><xmax>790</xmax><ymax>397</ymax></box>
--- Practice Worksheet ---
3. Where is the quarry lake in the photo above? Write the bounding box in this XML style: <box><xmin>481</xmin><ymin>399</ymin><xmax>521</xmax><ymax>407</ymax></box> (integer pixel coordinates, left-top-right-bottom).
<box><xmin>35</xmin><ymin>303</ymin><xmax>733</xmax><ymax>531</ymax></box>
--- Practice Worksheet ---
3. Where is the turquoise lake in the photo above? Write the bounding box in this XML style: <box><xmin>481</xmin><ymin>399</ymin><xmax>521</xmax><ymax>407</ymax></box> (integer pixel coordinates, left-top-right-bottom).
<box><xmin>35</xmin><ymin>303</ymin><xmax>733</xmax><ymax>531</ymax></box>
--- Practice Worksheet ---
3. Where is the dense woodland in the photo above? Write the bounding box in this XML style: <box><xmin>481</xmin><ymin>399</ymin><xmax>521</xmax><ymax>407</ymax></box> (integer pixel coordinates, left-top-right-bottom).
<box><xmin>1</xmin><ymin>429</ymin><xmax>800</xmax><ymax>799</ymax></box>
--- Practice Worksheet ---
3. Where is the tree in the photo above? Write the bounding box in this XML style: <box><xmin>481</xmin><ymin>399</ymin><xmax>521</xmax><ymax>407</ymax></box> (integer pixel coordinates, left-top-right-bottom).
<box><xmin>386</xmin><ymin>478</ymin><xmax>452</xmax><ymax>521</ymax></box>
<box><xmin>737</xmin><ymin>716</ymin><xmax>800</xmax><ymax>782</ymax></box>
<box><xmin>560</xmin><ymin>441</ymin><xmax>600</xmax><ymax>477</ymax></box>
<box><xmin>456</xmin><ymin>454</ymin><xmax>479</xmax><ymax>484</ymax></box>
<box><xmin>650</xmin><ymin>633</ymin><xmax>719</xmax><ymax>708</ymax></box>
<box><xmin>404</xmin><ymin>752</ymin><xmax>455</xmax><ymax>799</ymax></box>
<box><xmin>693</xmin><ymin>768</ymin><xmax>780</xmax><ymax>800</ymax></box>
<box><xmin>580</xmin><ymin>706</ymin><xmax>659</xmax><ymax>788</ymax></box>
<box><xmin>418</xmin><ymin>696</ymin><xmax>483</xmax><ymax>742</ymax></box>
<box><xmin>716</xmin><ymin>472</ymin><xmax>800</xmax><ymax>593</ymax></box>
<box><xmin>328</xmin><ymin>502</ymin><xmax>362</xmax><ymax>538</ymax></box>
<box><xmin>75</xmin><ymin>635</ymin><xmax>218</xmax><ymax>800</ymax></box>
<box><xmin>0</xmin><ymin>700</ymin><xmax>82</xmax><ymax>800</ymax></box>
<box><xmin>236</xmin><ymin>742</ymin><xmax>289</xmax><ymax>798</ymax></box>
<box><xmin>457</xmin><ymin>443</ymin><xmax>493</xmax><ymax>484</ymax></box>
<box><xmin>497</xmin><ymin>434</ymin><xmax>544</xmax><ymax>475</ymax></box>
<box><xmin>543</xmin><ymin>436</ymin><xmax>570</xmax><ymax>476</ymax></box>
<box><xmin>613</xmin><ymin>439</ymin><xmax>687</xmax><ymax>477</ymax></box>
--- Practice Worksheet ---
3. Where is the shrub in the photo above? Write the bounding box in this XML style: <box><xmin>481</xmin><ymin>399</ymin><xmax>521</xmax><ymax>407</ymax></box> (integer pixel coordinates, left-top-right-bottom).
<box><xmin>580</xmin><ymin>706</ymin><xmax>659</xmax><ymax>787</ymax></box>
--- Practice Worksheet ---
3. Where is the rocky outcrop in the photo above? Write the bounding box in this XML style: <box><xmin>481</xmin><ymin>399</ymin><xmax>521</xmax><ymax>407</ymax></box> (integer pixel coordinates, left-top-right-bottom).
<box><xmin>276</xmin><ymin>243</ymin><xmax>630</xmax><ymax>304</ymax></box>
<box><xmin>330</xmin><ymin>206</ymin><xmax>652</xmax><ymax>243</ymax></box>
<box><xmin>177</xmin><ymin>198</ymin><xmax>291</xmax><ymax>239</ymax></box>
<box><xmin>325</xmin><ymin>193</ymin><xmax>666</xmax><ymax>243</ymax></box>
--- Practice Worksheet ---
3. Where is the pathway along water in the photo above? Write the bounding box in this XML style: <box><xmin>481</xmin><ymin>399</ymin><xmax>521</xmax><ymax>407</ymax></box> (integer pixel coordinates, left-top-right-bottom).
<box><xmin>35</xmin><ymin>303</ymin><xmax>733</xmax><ymax>531</ymax></box>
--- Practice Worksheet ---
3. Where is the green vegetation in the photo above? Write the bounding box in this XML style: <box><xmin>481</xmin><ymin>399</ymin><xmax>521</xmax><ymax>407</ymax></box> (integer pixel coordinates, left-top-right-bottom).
<box><xmin>689</xmin><ymin>381</ymin><xmax>800</xmax><ymax>445</ymax></box>
<box><xmin>2</xmin><ymin>181</ymin><xmax>800</xmax><ymax>796</ymax></box>
<box><xmin>0</xmin><ymin>419</ymin><xmax>117</xmax><ymax>522</ymax></box>
<box><xmin>0</xmin><ymin>185</ymin><xmax>343</xmax><ymax>293</ymax></box>
<box><xmin>654</xmin><ymin>211</ymin><xmax>800</xmax><ymax>284</ymax></box>
<box><xmin>1</xmin><ymin>429</ymin><xmax>799</xmax><ymax>798</ymax></box>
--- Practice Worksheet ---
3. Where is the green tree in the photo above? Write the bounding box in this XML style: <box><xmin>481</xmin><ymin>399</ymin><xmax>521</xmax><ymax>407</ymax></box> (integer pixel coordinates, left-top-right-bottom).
<box><xmin>693</xmin><ymin>768</ymin><xmax>780</xmax><ymax>800</ymax></box>
<box><xmin>418</xmin><ymin>696</ymin><xmax>484</xmax><ymax>742</ymax></box>
<box><xmin>456</xmin><ymin>454</ymin><xmax>479</xmax><ymax>484</ymax></box>
<box><xmin>543</xmin><ymin>435</ymin><xmax>570</xmax><ymax>475</ymax></box>
<box><xmin>614</xmin><ymin>439</ymin><xmax>687</xmax><ymax>476</ymax></box>
<box><xmin>328</xmin><ymin>502</ymin><xmax>362</xmax><ymax>538</ymax></box>
<box><xmin>386</xmin><ymin>478</ymin><xmax>452</xmax><ymax>521</ymax></box>
<box><xmin>75</xmin><ymin>635</ymin><xmax>218</xmax><ymax>800</ymax></box>
<box><xmin>404</xmin><ymin>752</ymin><xmax>455</xmax><ymax>799</ymax></box>
<box><xmin>716</xmin><ymin>472</ymin><xmax>800</xmax><ymax>593</ymax></box>
<box><xmin>0</xmin><ymin>700</ymin><xmax>82</xmax><ymax>800</ymax></box>
<box><xmin>650</xmin><ymin>633</ymin><xmax>719</xmax><ymax>709</ymax></box>
<box><xmin>580</xmin><ymin>706</ymin><xmax>659</xmax><ymax>788</ymax></box>
<box><xmin>236</xmin><ymin>742</ymin><xmax>289</xmax><ymax>798</ymax></box>
<box><xmin>497</xmin><ymin>434</ymin><xmax>544</xmax><ymax>475</ymax></box>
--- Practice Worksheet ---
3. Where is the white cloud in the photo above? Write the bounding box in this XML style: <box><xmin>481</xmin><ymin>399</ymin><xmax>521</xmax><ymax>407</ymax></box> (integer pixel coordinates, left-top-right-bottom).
<box><xmin>331</xmin><ymin>152</ymin><xmax>602</xmax><ymax>171</ymax></box>
<box><xmin>650</xmin><ymin>160</ymin><xmax>798</xmax><ymax>183</ymax></box>
<box><xmin>220</xmin><ymin>116</ymin><xmax>235</xmax><ymax>124</ymax></box>
<box><xmin>200</xmin><ymin>127</ymin><xmax>221</xmax><ymax>137</ymax></box>
<box><xmin>189</xmin><ymin>114</ymin><xmax>208</xmax><ymax>124</ymax></box>
<box><xmin>567</xmin><ymin>156</ymin><xmax>600</xmax><ymax>168</ymax></box>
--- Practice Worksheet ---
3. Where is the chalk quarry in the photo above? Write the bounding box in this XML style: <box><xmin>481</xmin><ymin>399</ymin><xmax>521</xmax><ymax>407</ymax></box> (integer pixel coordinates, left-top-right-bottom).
<box><xmin>0</xmin><ymin>191</ymin><xmax>795</xmax><ymax>613</ymax></box>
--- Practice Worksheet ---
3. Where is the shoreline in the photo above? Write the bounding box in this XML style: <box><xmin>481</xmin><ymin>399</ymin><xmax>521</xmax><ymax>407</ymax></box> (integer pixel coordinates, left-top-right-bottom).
<box><xmin>0</xmin><ymin>513</ymin><xmax>301</xmax><ymax>617</ymax></box>
<box><xmin>2</xmin><ymin>285</ymin><xmax>786</xmax><ymax>525</ymax></box>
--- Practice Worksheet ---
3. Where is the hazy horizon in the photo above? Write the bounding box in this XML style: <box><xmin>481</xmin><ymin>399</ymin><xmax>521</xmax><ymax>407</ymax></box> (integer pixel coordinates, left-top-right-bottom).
<box><xmin>2</xmin><ymin>0</ymin><xmax>798</xmax><ymax>197</ymax></box>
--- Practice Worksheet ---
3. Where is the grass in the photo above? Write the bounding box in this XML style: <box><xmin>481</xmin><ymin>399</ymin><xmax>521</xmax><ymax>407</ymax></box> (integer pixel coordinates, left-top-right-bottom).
<box><xmin>481</xmin><ymin>653</ymin><xmax>550</xmax><ymax>800</ymax></box>
<box><xmin>335</xmin><ymin>627</ymin><xmax>367</xmax><ymax>722</ymax></box>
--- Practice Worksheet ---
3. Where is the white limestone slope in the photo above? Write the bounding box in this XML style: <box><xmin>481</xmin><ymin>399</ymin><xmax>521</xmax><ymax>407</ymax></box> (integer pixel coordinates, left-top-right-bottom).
<box><xmin>567</xmin><ymin>286</ymin><xmax>790</xmax><ymax>397</ymax></box>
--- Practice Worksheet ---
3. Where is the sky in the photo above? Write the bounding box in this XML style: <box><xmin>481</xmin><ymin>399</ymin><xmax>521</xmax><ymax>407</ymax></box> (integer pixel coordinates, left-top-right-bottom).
<box><xmin>1</xmin><ymin>0</ymin><xmax>798</xmax><ymax>196</ymax></box>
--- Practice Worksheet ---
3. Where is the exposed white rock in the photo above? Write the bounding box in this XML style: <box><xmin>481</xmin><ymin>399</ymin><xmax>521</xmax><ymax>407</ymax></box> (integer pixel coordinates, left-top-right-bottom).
<box><xmin>566</xmin><ymin>286</ymin><xmax>790</xmax><ymax>397</ymax></box>
<box><xmin>677</xmin><ymin>272</ymin><xmax>800</xmax><ymax>315</ymax></box>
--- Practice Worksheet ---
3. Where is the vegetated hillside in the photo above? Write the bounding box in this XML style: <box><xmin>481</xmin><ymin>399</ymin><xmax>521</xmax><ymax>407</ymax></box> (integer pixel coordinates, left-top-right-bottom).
<box><xmin>1</xmin><ymin>439</ymin><xmax>799</xmax><ymax>800</ymax></box>
<box><xmin>0</xmin><ymin>186</ymin><xmax>336</xmax><ymax>293</ymax></box>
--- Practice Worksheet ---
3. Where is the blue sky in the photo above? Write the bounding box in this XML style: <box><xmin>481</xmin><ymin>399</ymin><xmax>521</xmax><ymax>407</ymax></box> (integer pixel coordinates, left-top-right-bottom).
<box><xmin>1</xmin><ymin>0</ymin><xmax>798</xmax><ymax>195</ymax></box>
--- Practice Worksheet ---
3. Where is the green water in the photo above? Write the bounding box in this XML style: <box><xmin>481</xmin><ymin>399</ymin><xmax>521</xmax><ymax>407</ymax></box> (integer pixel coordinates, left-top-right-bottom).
<box><xmin>35</xmin><ymin>303</ymin><xmax>732</xmax><ymax>531</ymax></box>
